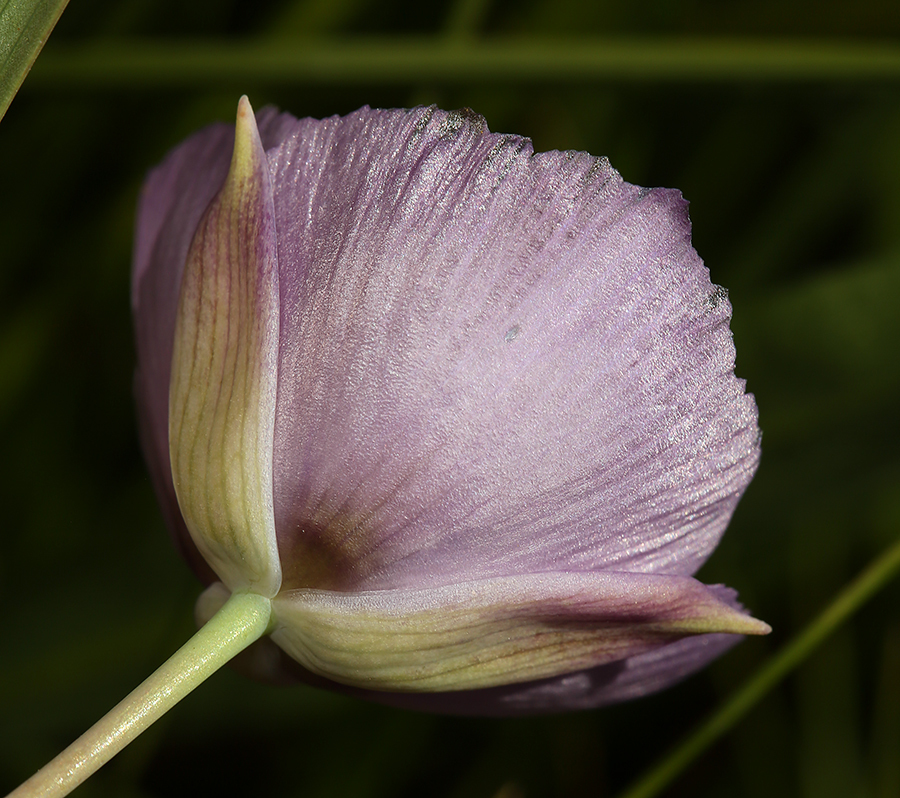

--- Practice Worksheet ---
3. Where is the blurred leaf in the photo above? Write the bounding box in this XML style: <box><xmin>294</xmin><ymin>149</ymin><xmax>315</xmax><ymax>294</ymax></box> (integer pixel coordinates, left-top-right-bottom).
<box><xmin>0</xmin><ymin>0</ymin><xmax>68</xmax><ymax>121</ymax></box>
<box><xmin>743</xmin><ymin>256</ymin><xmax>900</xmax><ymax>445</ymax></box>
<box><xmin>24</xmin><ymin>38</ymin><xmax>900</xmax><ymax>88</ymax></box>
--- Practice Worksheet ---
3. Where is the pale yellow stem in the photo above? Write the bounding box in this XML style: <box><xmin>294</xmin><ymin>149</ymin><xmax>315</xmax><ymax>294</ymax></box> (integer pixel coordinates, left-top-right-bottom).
<box><xmin>8</xmin><ymin>591</ymin><xmax>272</xmax><ymax>798</ymax></box>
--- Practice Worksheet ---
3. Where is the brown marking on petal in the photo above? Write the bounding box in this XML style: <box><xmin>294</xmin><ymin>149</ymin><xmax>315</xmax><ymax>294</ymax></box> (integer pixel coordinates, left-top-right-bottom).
<box><xmin>278</xmin><ymin>514</ymin><xmax>376</xmax><ymax>591</ymax></box>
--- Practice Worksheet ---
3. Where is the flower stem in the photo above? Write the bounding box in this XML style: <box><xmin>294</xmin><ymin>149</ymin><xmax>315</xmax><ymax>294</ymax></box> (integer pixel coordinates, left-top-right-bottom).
<box><xmin>8</xmin><ymin>590</ymin><xmax>273</xmax><ymax>798</ymax></box>
<box><xmin>24</xmin><ymin>39</ymin><xmax>900</xmax><ymax>89</ymax></box>
<box><xmin>616</xmin><ymin>533</ymin><xmax>900</xmax><ymax>798</ymax></box>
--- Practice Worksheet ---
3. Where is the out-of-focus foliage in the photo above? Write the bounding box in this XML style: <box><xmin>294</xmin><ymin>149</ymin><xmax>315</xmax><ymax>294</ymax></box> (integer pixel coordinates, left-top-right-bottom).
<box><xmin>1</xmin><ymin>1</ymin><xmax>899</xmax><ymax>797</ymax></box>
<box><xmin>0</xmin><ymin>0</ymin><xmax>69</xmax><ymax>121</ymax></box>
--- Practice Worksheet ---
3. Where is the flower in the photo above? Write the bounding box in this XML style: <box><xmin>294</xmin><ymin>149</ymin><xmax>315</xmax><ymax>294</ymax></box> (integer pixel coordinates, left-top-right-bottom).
<box><xmin>132</xmin><ymin>97</ymin><xmax>767</xmax><ymax>716</ymax></box>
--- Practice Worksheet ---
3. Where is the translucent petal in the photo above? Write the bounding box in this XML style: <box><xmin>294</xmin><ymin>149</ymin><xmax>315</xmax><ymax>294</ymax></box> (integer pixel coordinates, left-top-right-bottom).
<box><xmin>263</xmin><ymin>107</ymin><xmax>760</xmax><ymax>590</ymax></box>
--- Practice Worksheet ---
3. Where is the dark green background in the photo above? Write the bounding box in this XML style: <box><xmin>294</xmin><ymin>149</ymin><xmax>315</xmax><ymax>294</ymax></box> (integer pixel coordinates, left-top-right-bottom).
<box><xmin>2</xmin><ymin>1</ymin><xmax>899</xmax><ymax>796</ymax></box>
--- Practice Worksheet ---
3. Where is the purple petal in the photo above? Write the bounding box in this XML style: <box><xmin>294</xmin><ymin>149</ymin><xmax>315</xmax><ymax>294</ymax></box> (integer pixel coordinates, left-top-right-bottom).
<box><xmin>195</xmin><ymin>580</ymin><xmax>749</xmax><ymax>716</ymax></box>
<box><xmin>363</xmin><ymin>630</ymin><xmax>745</xmax><ymax>716</ymax></box>
<box><xmin>133</xmin><ymin>119</ymin><xmax>233</xmax><ymax>579</ymax></box>
<box><xmin>267</xmin><ymin>571</ymin><xmax>766</xmax><ymax>692</ymax></box>
<box><xmin>261</xmin><ymin>107</ymin><xmax>759</xmax><ymax>591</ymax></box>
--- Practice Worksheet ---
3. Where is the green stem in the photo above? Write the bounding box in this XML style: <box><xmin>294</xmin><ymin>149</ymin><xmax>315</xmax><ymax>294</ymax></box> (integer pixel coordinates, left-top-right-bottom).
<box><xmin>9</xmin><ymin>591</ymin><xmax>273</xmax><ymax>798</ymax></box>
<box><xmin>23</xmin><ymin>38</ymin><xmax>900</xmax><ymax>88</ymax></box>
<box><xmin>616</xmin><ymin>534</ymin><xmax>900</xmax><ymax>798</ymax></box>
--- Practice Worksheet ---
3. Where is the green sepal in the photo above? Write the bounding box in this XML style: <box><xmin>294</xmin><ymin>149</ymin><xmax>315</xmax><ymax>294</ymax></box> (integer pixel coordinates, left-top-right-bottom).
<box><xmin>169</xmin><ymin>96</ymin><xmax>282</xmax><ymax>598</ymax></box>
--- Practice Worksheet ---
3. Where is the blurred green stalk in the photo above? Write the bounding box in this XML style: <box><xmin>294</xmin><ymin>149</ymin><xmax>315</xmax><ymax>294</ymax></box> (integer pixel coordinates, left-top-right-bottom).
<box><xmin>0</xmin><ymin>0</ymin><xmax>68</xmax><ymax>120</ymax></box>
<box><xmin>26</xmin><ymin>38</ymin><xmax>900</xmax><ymax>86</ymax></box>
<box><xmin>617</xmin><ymin>533</ymin><xmax>900</xmax><ymax>798</ymax></box>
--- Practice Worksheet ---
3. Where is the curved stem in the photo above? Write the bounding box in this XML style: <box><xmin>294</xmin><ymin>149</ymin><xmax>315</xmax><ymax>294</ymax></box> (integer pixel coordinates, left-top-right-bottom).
<box><xmin>9</xmin><ymin>590</ymin><xmax>273</xmax><ymax>798</ymax></box>
<box><xmin>616</xmin><ymin>533</ymin><xmax>900</xmax><ymax>798</ymax></box>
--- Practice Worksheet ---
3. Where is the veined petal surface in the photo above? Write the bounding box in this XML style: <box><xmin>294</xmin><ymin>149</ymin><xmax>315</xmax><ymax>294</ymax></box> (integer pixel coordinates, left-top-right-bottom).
<box><xmin>195</xmin><ymin>580</ymin><xmax>752</xmax><ymax>715</ymax></box>
<box><xmin>263</xmin><ymin>107</ymin><xmax>760</xmax><ymax>591</ymax></box>
<box><xmin>269</xmin><ymin>571</ymin><xmax>768</xmax><ymax>692</ymax></box>
<box><xmin>168</xmin><ymin>97</ymin><xmax>281</xmax><ymax>597</ymax></box>
<box><xmin>358</xmin><ymin>627</ymin><xmax>748</xmax><ymax>715</ymax></box>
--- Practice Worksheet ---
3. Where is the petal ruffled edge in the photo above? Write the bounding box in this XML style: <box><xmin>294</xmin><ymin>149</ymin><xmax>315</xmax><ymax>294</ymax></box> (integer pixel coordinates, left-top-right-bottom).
<box><xmin>261</xmin><ymin>105</ymin><xmax>760</xmax><ymax>592</ymax></box>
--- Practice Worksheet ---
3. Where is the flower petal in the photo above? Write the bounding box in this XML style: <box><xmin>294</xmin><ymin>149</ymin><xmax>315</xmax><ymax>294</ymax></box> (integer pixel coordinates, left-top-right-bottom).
<box><xmin>133</xmin><ymin>119</ymin><xmax>234</xmax><ymax>582</ymax></box>
<box><xmin>268</xmin><ymin>571</ymin><xmax>768</xmax><ymax>692</ymax></box>
<box><xmin>262</xmin><ymin>106</ymin><xmax>760</xmax><ymax>591</ymax></box>
<box><xmin>168</xmin><ymin>97</ymin><xmax>281</xmax><ymax>597</ymax></box>
<box><xmin>195</xmin><ymin>586</ymin><xmax>749</xmax><ymax>714</ymax></box>
<box><xmin>353</xmin><ymin>630</ymin><xmax>745</xmax><ymax>716</ymax></box>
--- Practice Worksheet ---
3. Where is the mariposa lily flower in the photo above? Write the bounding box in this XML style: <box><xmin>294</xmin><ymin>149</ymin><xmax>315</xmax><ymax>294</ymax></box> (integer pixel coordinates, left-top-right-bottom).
<box><xmin>10</xmin><ymin>97</ymin><xmax>768</xmax><ymax>798</ymax></box>
<box><xmin>128</xmin><ymin>97</ymin><xmax>768</xmax><ymax>716</ymax></box>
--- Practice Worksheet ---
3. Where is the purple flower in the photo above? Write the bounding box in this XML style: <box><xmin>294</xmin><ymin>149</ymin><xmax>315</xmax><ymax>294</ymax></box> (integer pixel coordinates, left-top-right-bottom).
<box><xmin>132</xmin><ymin>97</ymin><xmax>767</xmax><ymax>716</ymax></box>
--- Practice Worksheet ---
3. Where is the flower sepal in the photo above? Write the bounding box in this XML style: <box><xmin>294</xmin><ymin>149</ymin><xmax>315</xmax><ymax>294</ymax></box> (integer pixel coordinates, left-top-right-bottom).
<box><xmin>168</xmin><ymin>96</ymin><xmax>282</xmax><ymax>598</ymax></box>
<box><xmin>244</xmin><ymin>571</ymin><xmax>770</xmax><ymax>693</ymax></box>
